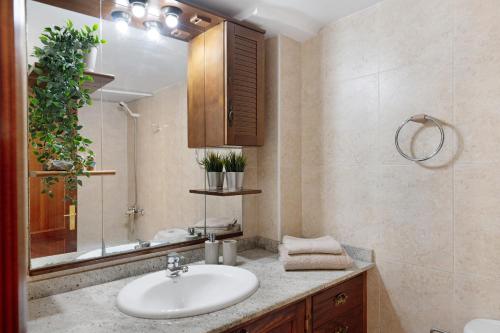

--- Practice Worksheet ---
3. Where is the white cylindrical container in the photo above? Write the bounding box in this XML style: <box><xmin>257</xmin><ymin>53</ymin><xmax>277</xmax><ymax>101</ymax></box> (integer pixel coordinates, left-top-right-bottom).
<box><xmin>204</xmin><ymin>233</ymin><xmax>219</xmax><ymax>264</ymax></box>
<box><xmin>84</xmin><ymin>46</ymin><xmax>98</xmax><ymax>72</ymax></box>
<box><xmin>222</xmin><ymin>239</ymin><xmax>237</xmax><ymax>266</ymax></box>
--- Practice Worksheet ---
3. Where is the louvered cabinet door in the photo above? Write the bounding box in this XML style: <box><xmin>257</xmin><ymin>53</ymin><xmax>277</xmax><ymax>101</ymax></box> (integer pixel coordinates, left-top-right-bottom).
<box><xmin>226</xmin><ymin>22</ymin><xmax>264</xmax><ymax>146</ymax></box>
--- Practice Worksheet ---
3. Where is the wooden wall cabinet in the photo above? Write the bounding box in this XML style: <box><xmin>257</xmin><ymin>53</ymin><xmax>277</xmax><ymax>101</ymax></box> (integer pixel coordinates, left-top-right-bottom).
<box><xmin>188</xmin><ymin>21</ymin><xmax>265</xmax><ymax>147</ymax></box>
<box><xmin>224</xmin><ymin>273</ymin><xmax>367</xmax><ymax>333</ymax></box>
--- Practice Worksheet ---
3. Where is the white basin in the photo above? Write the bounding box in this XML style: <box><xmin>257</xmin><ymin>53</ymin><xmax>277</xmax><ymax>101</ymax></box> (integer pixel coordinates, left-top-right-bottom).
<box><xmin>116</xmin><ymin>265</ymin><xmax>259</xmax><ymax>319</ymax></box>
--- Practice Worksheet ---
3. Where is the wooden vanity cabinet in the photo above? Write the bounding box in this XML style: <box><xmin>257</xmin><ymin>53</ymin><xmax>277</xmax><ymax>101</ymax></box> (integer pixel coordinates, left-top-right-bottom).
<box><xmin>188</xmin><ymin>21</ymin><xmax>265</xmax><ymax>148</ymax></box>
<box><xmin>223</xmin><ymin>273</ymin><xmax>367</xmax><ymax>333</ymax></box>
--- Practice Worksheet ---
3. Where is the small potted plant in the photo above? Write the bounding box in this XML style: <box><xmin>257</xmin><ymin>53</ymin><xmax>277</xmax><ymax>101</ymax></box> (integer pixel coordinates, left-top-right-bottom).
<box><xmin>223</xmin><ymin>152</ymin><xmax>246</xmax><ymax>191</ymax></box>
<box><xmin>200</xmin><ymin>152</ymin><xmax>224</xmax><ymax>190</ymax></box>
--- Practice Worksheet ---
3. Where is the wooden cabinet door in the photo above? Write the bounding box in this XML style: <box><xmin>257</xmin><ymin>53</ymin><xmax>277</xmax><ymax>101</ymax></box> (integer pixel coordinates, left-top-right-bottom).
<box><xmin>187</xmin><ymin>21</ymin><xmax>265</xmax><ymax>148</ymax></box>
<box><xmin>226</xmin><ymin>21</ymin><xmax>264</xmax><ymax>146</ymax></box>
<box><xmin>229</xmin><ymin>301</ymin><xmax>305</xmax><ymax>333</ymax></box>
<box><xmin>29</xmin><ymin>152</ymin><xmax>77</xmax><ymax>258</ymax></box>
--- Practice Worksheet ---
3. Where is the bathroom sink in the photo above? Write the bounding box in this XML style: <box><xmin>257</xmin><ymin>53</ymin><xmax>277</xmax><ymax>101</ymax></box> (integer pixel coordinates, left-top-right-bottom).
<box><xmin>116</xmin><ymin>265</ymin><xmax>259</xmax><ymax>319</ymax></box>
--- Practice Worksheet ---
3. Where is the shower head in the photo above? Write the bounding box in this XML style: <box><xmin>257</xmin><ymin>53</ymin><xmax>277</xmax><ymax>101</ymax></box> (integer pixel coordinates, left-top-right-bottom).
<box><xmin>118</xmin><ymin>101</ymin><xmax>140</xmax><ymax>118</ymax></box>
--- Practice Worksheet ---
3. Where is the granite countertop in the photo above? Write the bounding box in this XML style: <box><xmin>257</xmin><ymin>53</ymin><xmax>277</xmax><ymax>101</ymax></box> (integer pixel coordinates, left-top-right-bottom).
<box><xmin>28</xmin><ymin>249</ymin><xmax>375</xmax><ymax>333</ymax></box>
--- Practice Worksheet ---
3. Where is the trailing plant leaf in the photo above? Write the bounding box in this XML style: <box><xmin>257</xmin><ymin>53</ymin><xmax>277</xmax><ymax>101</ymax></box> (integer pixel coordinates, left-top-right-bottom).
<box><xmin>29</xmin><ymin>20</ymin><xmax>104</xmax><ymax>202</ymax></box>
<box><xmin>223</xmin><ymin>151</ymin><xmax>247</xmax><ymax>172</ymax></box>
<box><xmin>199</xmin><ymin>152</ymin><xmax>224</xmax><ymax>172</ymax></box>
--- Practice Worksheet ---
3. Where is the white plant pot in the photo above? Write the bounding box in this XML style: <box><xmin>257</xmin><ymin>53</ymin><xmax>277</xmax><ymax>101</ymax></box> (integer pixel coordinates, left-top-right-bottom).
<box><xmin>84</xmin><ymin>46</ymin><xmax>98</xmax><ymax>72</ymax></box>
<box><xmin>226</xmin><ymin>172</ymin><xmax>244</xmax><ymax>191</ymax></box>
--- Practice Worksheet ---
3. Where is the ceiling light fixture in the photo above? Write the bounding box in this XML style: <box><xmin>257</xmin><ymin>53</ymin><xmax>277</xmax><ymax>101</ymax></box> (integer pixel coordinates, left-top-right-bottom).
<box><xmin>144</xmin><ymin>20</ymin><xmax>162</xmax><ymax>41</ymax></box>
<box><xmin>129</xmin><ymin>0</ymin><xmax>148</xmax><ymax>18</ymax></box>
<box><xmin>161</xmin><ymin>6</ymin><xmax>182</xmax><ymax>28</ymax></box>
<box><xmin>111</xmin><ymin>11</ymin><xmax>131</xmax><ymax>33</ymax></box>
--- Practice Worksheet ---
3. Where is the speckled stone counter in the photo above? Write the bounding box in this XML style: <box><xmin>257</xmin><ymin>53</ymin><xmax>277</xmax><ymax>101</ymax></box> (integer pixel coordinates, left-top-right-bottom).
<box><xmin>28</xmin><ymin>249</ymin><xmax>374</xmax><ymax>333</ymax></box>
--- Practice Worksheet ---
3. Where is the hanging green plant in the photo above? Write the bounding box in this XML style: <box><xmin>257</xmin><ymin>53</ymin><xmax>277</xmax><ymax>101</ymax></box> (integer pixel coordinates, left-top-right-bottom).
<box><xmin>29</xmin><ymin>20</ymin><xmax>106</xmax><ymax>202</ymax></box>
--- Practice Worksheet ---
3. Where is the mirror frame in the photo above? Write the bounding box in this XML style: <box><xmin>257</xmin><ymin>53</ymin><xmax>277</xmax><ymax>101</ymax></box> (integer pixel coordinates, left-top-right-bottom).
<box><xmin>27</xmin><ymin>0</ymin><xmax>262</xmax><ymax>277</ymax></box>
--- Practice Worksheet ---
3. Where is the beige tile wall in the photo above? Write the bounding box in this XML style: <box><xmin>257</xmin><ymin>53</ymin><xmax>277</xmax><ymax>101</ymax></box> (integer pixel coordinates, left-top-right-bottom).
<box><xmin>258</xmin><ymin>36</ymin><xmax>302</xmax><ymax>241</ymax></box>
<box><xmin>78</xmin><ymin>101</ymin><xmax>129</xmax><ymax>250</ymax></box>
<box><xmin>129</xmin><ymin>83</ymin><xmax>206</xmax><ymax>240</ymax></box>
<box><xmin>293</xmin><ymin>0</ymin><xmax>500</xmax><ymax>332</ymax></box>
<box><xmin>129</xmin><ymin>83</ymin><xmax>247</xmax><ymax>241</ymax></box>
<box><xmin>258</xmin><ymin>37</ymin><xmax>280</xmax><ymax>241</ymax></box>
<box><xmin>76</xmin><ymin>82</ymin><xmax>256</xmax><ymax>252</ymax></box>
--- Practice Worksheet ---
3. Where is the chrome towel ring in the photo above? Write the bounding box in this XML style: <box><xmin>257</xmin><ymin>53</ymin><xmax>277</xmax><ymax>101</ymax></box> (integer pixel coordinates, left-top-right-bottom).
<box><xmin>394</xmin><ymin>114</ymin><xmax>444</xmax><ymax>162</ymax></box>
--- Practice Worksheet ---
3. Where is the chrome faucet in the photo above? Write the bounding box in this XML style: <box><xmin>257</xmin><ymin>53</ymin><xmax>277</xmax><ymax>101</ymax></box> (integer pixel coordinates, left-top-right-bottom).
<box><xmin>166</xmin><ymin>252</ymin><xmax>189</xmax><ymax>277</ymax></box>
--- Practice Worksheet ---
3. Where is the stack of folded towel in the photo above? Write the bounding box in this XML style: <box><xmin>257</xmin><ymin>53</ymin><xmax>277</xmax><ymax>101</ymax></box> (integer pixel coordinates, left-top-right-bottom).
<box><xmin>279</xmin><ymin>235</ymin><xmax>353</xmax><ymax>271</ymax></box>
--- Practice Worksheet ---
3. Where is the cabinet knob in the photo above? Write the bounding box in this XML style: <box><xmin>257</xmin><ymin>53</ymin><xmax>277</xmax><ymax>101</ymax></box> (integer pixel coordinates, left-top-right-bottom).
<box><xmin>334</xmin><ymin>292</ymin><xmax>348</xmax><ymax>306</ymax></box>
<box><xmin>334</xmin><ymin>325</ymin><xmax>349</xmax><ymax>333</ymax></box>
<box><xmin>237</xmin><ymin>329</ymin><xmax>248</xmax><ymax>333</ymax></box>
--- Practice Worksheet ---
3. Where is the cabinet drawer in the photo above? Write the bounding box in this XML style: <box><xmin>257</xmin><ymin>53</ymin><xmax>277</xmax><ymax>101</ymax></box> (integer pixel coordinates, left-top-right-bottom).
<box><xmin>228</xmin><ymin>301</ymin><xmax>305</xmax><ymax>333</ymax></box>
<box><xmin>312</xmin><ymin>274</ymin><xmax>364</xmax><ymax>329</ymax></box>
<box><xmin>313</xmin><ymin>306</ymin><xmax>363</xmax><ymax>333</ymax></box>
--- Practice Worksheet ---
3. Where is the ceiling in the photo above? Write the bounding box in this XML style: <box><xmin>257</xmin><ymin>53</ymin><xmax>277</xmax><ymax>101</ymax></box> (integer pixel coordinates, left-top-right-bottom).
<box><xmin>186</xmin><ymin>0</ymin><xmax>382</xmax><ymax>41</ymax></box>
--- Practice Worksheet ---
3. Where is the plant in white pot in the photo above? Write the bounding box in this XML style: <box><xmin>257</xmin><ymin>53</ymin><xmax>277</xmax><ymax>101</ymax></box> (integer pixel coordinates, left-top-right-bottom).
<box><xmin>223</xmin><ymin>152</ymin><xmax>246</xmax><ymax>191</ymax></box>
<box><xmin>29</xmin><ymin>20</ymin><xmax>105</xmax><ymax>201</ymax></box>
<box><xmin>200</xmin><ymin>152</ymin><xmax>224</xmax><ymax>190</ymax></box>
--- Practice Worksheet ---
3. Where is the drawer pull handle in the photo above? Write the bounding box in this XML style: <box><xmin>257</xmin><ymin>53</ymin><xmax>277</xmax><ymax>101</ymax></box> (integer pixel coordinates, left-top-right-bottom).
<box><xmin>238</xmin><ymin>329</ymin><xmax>248</xmax><ymax>333</ymax></box>
<box><xmin>334</xmin><ymin>325</ymin><xmax>349</xmax><ymax>333</ymax></box>
<box><xmin>334</xmin><ymin>292</ymin><xmax>348</xmax><ymax>306</ymax></box>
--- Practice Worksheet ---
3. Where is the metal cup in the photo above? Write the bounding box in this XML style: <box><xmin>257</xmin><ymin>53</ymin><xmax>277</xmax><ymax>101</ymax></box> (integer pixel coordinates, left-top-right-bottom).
<box><xmin>207</xmin><ymin>172</ymin><xmax>224</xmax><ymax>190</ymax></box>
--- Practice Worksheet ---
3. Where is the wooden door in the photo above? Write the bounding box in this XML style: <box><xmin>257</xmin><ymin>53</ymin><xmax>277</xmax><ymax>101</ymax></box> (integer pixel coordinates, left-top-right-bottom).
<box><xmin>226</xmin><ymin>21</ymin><xmax>265</xmax><ymax>146</ymax></box>
<box><xmin>29</xmin><ymin>152</ymin><xmax>77</xmax><ymax>258</ymax></box>
<box><xmin>1</xmin><ymin>0</ymin><xmax>27</xmax><ymax>330</ymax></box>
<box><xmin>228</xmin><ymin>301</ymin><xmax>305</xmax><ymax>333</ymax></box>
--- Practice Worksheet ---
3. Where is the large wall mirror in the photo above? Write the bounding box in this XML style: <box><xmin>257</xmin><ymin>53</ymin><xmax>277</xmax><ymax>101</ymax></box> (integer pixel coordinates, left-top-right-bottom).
<box><xmin>27</xmin><ymin>0</ymin><xmax>244</xmax><ymax>274</ymax></box>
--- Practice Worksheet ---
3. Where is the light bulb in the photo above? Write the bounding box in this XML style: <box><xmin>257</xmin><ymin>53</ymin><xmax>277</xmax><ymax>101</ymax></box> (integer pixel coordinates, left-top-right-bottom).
<box><xmin>144</xmin><ymin>21</ymin><xmax>162</xmax><ymax>41</ymax></box>
<box><xmin>147</xmin><ymin>27</ymin><xmax>160</xmax><ymax>40</ymax></box>
<box><xmin>165</xmin><ymin>14</ymin><xmax>179</xmax><ymax>28</ymax></box>
<box><xmin>112</xmin><ymin>11</ymin><xmax>131</xmax><ymax>34</ymax></box>
<box><xmin>116</xmin><ymin>19</ymin><xmax>129</xmax><ymax>33</ymax></box>
<box><xmin>131</xmin><ymin>3</ymin><xmax>146</xmax><ymax>18</ymax></box>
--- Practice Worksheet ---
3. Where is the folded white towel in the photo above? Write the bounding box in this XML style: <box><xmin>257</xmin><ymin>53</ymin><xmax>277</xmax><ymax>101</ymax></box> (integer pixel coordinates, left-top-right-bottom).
<box><xmin>279</xmin><ymin>245</ymin><xmax>353</xmax><ymax>271</ymax></box>
<box><xmin>282</xmin><ymin>235</ymin><xmax>343</xmax><ymax>255</ymax></box>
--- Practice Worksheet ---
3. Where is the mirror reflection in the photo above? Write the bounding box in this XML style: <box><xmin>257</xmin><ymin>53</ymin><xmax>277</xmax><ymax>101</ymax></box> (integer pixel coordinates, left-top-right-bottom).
<box><xmin>28</xmin><ymin>0</ymin><xmax>243</xmax><ymax>270</ymax></box>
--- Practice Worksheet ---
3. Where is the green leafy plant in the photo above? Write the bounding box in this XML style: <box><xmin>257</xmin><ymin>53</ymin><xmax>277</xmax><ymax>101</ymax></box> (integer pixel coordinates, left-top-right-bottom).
<box><xmin>199</xmin><ymin>152</ymin><xmax>224</xmax><ymax>172</ymax></box>
<box><xmin>29</xmin><ymin>20</ymin><xmax>106</xmax><ymax>201</ymax></box>
<box><xmin>223</xmin><ymin>152</ymin><xmax>247</xmax><ymax>172</ymax></box>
